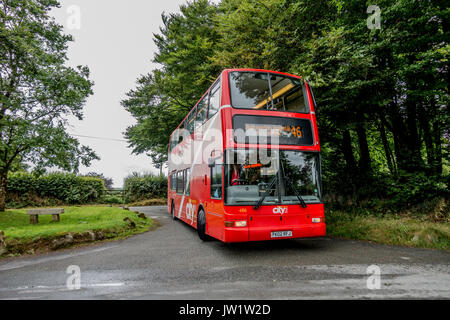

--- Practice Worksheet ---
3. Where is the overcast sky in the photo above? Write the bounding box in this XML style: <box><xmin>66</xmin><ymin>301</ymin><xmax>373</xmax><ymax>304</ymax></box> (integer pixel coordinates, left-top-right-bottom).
<box><xmin>50</xmin><ymin>0</ymin><xmax>190</xmax><ymax>188</ymax></box>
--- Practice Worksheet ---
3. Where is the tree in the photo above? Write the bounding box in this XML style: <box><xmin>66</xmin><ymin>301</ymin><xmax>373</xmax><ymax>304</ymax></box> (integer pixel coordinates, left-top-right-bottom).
<box><xmin>125</xmin><ymin>0</ymin><xmax>449</xmax><ymax>208</ymax></box>
<box><xmin>83</xmin><ymin>172</ymin><xmax>113</xmax><ymax>190</ymax></box>
<box><xmin>122</xmin><ymin>0</ymin><xmax>220</xmax><ymax>167</ymax></box>
<box><xmin>0</xmin><ymin>0</ymin><xmax>98</xmax><ymax>211</ymax></box>
<box><xmin>213</xmin><ymin>0</ymin><xmax>448</xmax><ymax>203</ymax></box>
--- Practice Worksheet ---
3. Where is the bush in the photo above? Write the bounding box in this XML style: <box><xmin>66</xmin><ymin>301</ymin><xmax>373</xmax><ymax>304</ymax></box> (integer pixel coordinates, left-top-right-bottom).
<box><xmin>7</xmin><ymin>172</ymin><xmax>105</xmax><ymax>207</ymax></box>
<box><xmin>123</xmin><ymin>173</ymin><xmax>167</xmax><ymax>203</ymax></box>
<box><xmin>323</xmin><ymin>170</ymin><xmax>449</xmax><ymax>214</ymax></box>
<box><xmin>101</xmin><ymin>194</ymin><xmax>124</xmax><ymax>204</ymax></box>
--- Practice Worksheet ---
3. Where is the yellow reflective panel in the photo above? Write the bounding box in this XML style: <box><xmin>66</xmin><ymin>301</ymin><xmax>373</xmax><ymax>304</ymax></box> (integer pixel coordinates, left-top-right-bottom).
<box><xmin>254</xmin><ymin>83</ymin><xmax>295</xmax><ymax>109</ymax></box>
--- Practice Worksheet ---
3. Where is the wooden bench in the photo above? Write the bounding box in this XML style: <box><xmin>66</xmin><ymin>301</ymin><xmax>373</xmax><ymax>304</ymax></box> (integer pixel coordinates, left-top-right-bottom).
<box><xmin>26</xmin><ymin>208</ymin><xmax>65</xmax><ymax>224</ymax></box>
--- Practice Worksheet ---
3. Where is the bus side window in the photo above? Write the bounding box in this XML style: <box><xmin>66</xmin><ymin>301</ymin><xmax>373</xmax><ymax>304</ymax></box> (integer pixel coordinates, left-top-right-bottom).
<box><xmin>171</xmin><ymin>173</ymin><xmax>176</xmax><ymax>191</ymax></box>
<box><xmin>195</xmin><ymin>97</ymin><xmax>208</xmax><ymax>128</ymax></box>
<box><xmin>185</xmin><ymin>168</ymin><xmax>191</xmax><ymax>195</ymax></box>
<box><xmin>208</xmin><ymin>81</ymin><xmax>221</xmax><ymax>120</ymax></box>
<box><xmin>187</xmin><ymin>109</ymin><xmax>195</xmax><ymax>135</ymax></box>
<box><xmin>176</xmin><ymin>170</ymin><xmax>184</xmax><ymax>194</ymax></box>
<box><xmin>210</xmin><ymin>165</ymin><xmax>222</xmax><ymax>199</ymax></box>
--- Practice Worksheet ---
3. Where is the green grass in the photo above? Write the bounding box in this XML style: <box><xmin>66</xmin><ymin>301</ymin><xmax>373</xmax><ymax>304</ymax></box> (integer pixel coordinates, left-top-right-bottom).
<box><xmin>0</xmin><ymin>206</ymin><xmax>153</xmax><ymax>257</ymax></box>
<box><xmin>0</xmin><ymin>206</ymin><xmax>151</xmax><ymax>240</ymax></box>
<box><xmin>326</xmin><ymin>209</ymin><xmax>450</xmax><ymax>250</ymax></box>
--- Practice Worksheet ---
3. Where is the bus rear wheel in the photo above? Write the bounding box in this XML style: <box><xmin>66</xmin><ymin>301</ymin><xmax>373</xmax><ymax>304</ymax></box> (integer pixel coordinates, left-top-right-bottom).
<box><xmin>197</xmin><ymin>208</ymin><xmax>210</xmax><ymax>241</ymax></box>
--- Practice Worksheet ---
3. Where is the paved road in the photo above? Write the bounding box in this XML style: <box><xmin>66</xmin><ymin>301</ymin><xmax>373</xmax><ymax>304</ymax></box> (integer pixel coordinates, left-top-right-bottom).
<box><xmin>0</xmin><ymin>206</ymin><xmax>449</xmax><ymax>299</ymax></box>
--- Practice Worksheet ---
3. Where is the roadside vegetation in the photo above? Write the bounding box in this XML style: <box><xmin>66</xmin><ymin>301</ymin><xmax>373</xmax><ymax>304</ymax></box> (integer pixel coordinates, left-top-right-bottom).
<box><xmin>6</xmin><ymin>172</ymin><xmax>105</xmax><ymax>209</ymax></box>
<box><xmin>0</xmin><ymin>206</ymin><xmax>154</xmax><ymax>258</ymax></box>
<box><xmin>4</xmin><ymin>171</ymin><xmax>168</xmax><ymax>209</ymax></box>
<box><xmin>123</xmin><ymin>172</ymin><xmax>167</xmax><ymax>204</ymax></box>
<box><xmin>326</xmin><ymin>199</ymin><xmax>449</xmax><ymax>250</ymax></box>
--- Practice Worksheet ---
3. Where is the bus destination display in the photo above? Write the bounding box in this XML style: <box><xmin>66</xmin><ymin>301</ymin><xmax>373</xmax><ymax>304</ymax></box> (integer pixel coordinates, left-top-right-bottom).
<box><xmin>233</xmin><ymin>115</ymin><xmax>313</xmax><ymax>145</ymax></box>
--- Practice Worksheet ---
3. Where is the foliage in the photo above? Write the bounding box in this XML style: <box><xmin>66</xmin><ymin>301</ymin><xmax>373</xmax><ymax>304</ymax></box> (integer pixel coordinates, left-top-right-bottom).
<box><xmin>82</xmin><ymin>172</ymin><xmax>114</xmax><ymax>190</ymax></box>
<box><xmin>123</xmin><ymin>0</ymin><xmax>449</xmax><ymax>211</ymax></box>
<box><xmin>326</xmin><ymin>206</ymin><xmax>450</xmax><ymax>250</ymax></box>
<box><xmin>0</xmin><ymin>0</ymin><xmax>97</xmax><ymax>211</ymax></box>
<box><xmin>122</xmin><ymin>0</ymin><xmax>221</xmax><ymax>167</ymax></box>
<box><xmin>101</xmin><ymin>194</ymin><xmax>124</xmax><ymax>205</ymax></box>
<box><xmin>6</xmin><ymin>172</ymin><xmax>105</xmax><ymax>207</ymax></box>
<box><xmin>123</xmin><ymin>172</ymin><xmax>167</xmax><ymax>203</ymax></box>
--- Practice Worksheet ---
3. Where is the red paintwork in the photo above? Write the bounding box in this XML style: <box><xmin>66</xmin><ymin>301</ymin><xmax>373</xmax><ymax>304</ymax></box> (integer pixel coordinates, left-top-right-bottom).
<box><xmin>167</xmin><ymin>69</ymin><xmax>326</xmax><ymax>242</ymax></box>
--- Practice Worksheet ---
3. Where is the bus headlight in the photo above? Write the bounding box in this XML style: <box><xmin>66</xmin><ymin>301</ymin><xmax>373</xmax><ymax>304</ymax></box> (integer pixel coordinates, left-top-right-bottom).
<box><xmin>234</xmin><ymin>221</ymin><xmax>247</xmax><ymax>227</ymax></box>
<box><xmin>312</xmin><ymin>218</ymin><xmax>321</xmax><ymax>223</ymax></box>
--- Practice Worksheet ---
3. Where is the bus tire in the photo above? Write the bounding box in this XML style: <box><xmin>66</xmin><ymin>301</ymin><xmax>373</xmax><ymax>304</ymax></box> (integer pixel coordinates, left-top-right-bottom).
<box><xmin>171</xmin><ymin>201</ymin><xmax>177</xmax><ymax>220</ymax></box>
<box><xmin>197</xmin><ymin>208</ymin><xmax>210</xmax><ymax>241</ymax></box>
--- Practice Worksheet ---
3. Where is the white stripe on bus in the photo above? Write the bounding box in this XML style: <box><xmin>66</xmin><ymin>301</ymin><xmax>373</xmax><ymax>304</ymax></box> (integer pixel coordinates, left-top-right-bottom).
<box><xmin>176</xmin><ymin>111</ymin><xmax>221</xmax><ymax>222</ymax></box>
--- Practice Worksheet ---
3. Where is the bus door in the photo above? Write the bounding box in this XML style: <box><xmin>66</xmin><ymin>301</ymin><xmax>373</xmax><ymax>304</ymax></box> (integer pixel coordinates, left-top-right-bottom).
<box><xmin>207</xmin><ymin>159</ymin><xmax>224</xmax><ymax>240</ymax></box>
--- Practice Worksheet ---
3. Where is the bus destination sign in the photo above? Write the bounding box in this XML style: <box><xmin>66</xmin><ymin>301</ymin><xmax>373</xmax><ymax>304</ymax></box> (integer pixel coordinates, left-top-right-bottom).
<box><xmin>233</xmin><ymin>115</ymin><xmax>314</xmax><ymax>145</ymax></box>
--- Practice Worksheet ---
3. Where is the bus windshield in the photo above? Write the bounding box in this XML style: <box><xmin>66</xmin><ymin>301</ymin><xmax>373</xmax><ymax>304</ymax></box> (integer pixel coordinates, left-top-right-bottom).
<box><xmin>229</xmin><ymin>71</ymin><xmax>310</xmax><ymax>113</ymax></box>
<box><xmin>225</xmin><ymin>149</ymin><xmax>321</xmax><ymax>206</ymax></box>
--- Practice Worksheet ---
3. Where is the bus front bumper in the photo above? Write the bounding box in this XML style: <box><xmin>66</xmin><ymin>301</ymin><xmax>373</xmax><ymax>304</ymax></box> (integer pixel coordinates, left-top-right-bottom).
<box><xmin>223</xmin><ymin>223</ymin><xmax>326</xmax><ymax>243</ymax></box>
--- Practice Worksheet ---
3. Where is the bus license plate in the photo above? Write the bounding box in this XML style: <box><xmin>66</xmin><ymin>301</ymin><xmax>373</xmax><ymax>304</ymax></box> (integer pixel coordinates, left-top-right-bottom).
<box><xmin>271</xmin><ymin>231</ymin><xmax>292</xmax><ymax>238</ymax></box>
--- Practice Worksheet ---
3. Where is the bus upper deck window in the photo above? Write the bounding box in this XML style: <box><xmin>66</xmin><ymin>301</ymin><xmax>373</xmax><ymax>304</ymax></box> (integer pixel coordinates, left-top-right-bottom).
<box><xmin>187</xmin><ymin>109</ymin><xmax>195</xmax><ymax>134</ymax></box>
<box><xmin>229</xmin><ymin>71</ymin><xmax>310</xmax><ymax>113</ymax></box>
<box><xmin>195</xmin><ymin>97</ymin><xmax>208</xmax><ymax>127</ymax></box>
<box><xmin>208</xmin><ymin>81</ymin><xmax>221</xmax><ymax>120</ymax></box>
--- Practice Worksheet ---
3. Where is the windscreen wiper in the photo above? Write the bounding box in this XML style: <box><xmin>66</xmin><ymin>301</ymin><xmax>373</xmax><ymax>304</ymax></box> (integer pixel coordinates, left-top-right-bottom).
<box><xmin>253</xmin><ymin>175</ymin><xmax>278</xmax><ymax>210</ymax></box>
<box><xmin>285</xmin><ymin>176</ymin><xmax>307</xmax><ymax>208</ymax></box>
<box><xmin>280</xmin><ymin>158</ymin><xmax>307</xmax><ymax>208</ymax></box>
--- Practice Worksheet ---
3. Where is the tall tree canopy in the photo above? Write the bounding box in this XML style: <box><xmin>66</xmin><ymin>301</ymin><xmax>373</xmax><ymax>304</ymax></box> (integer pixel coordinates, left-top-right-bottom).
<box><xmin>0</xmin><ymin>0</ymin><xmax>98</xmax><ymax>211</ymax></box>
<box><xmin>124</xmin><ymin>0</ymin><xmax>449</xmax><ymax>209</ymax></box>
<box><xmin>122</xmin><ymin>0</ymin><xmax>221</xmax><ymax>168</ymax></box>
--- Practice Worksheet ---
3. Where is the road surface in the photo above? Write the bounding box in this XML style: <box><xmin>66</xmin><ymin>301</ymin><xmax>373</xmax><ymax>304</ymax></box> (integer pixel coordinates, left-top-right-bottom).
<box><xmin>0</xmin><ymin>206</ymin><xmax>449</xmax><ymax>299</ymax></box>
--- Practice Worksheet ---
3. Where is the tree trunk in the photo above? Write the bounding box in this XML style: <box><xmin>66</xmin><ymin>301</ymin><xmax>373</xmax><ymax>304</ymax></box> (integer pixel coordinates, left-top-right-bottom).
<box><xmin>378</xmin><ymin>116</ymin><xmax>396</xmax><ymax>175</ymax></box>
<box><xmin>389</xmin><ymin>101</ymin><xmax>415</xmax><ymax>173</ymax></box>
<box><xmin>418</xmin><ymin>105</ymin><xmax>434</xmax><ymax>173</ymax></box>
<box><xmin>341</xmin><ymin>129</ymin><xmax>357</xmax><ymax>172</ymax></box>
<box><xmin>356</xmin><ymin>124</ymin><xmax>372</xmax><ymax>176</ymax></box>
<box><xmin>432</xmin><ymin>118</ymin><xmax>443</xmax><ymax>175</ymax></box>
<box><xmin>404</xmin><ymin>79</ymin><xmax>425</xmax><ymax>172</ymax></box>
<box><xmin>0</xmin><ymin>170</ymin><xmax>7</xmax><ymax>212</ymax></box>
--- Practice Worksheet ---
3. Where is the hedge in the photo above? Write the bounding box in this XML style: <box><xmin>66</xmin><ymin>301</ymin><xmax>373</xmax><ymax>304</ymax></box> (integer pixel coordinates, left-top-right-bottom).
<box><xmin>123</xmin><ymin>174</ymin><xmax>167</xmax><ymax>203</ymax></box>
<box><xmin>7</xmin><ymin>172</ymin><xmax>105</xmax><ymax>207</ymax></box>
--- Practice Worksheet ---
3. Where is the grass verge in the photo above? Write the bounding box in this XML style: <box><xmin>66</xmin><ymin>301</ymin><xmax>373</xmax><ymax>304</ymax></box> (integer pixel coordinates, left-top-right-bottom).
<box><xmin>326</xmin><ymin>209</ymin><xmax>450</xmax><ymax>250</ymax></box>
<box><xmin>0</xmin><ymin>206</ymin><xmax>155</xmax><ymax>258</ymax></box>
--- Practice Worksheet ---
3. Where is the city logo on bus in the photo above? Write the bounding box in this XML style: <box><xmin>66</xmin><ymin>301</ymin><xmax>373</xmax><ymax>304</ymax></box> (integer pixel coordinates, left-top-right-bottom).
<box><xmin>272</xmin><ymin>206</ymin><xmax>288</xmax><ymax>215</ymax></box>
<box><xmin>186</xmin><ymin>201</ymin><xmax>195</xmax><ymax>225</ymax></box>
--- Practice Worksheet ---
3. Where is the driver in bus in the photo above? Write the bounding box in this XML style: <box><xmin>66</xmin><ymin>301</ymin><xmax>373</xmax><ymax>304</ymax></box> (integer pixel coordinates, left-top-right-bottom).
<box><xmin>231</xmin><ymin>163</ymin><xmax>241</xmax><ymax>186</ymax></box>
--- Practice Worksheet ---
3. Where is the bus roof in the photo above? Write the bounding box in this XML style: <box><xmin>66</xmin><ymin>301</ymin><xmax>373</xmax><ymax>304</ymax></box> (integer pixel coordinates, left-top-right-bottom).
<box><xmin>222</xmin><ymin>68</ymin><xmax>302</xmax><ymax>80</ymax></box>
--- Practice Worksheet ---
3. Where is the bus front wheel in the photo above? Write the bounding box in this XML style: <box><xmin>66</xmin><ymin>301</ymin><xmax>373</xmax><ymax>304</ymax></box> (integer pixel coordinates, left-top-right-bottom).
<box><xmin>197</xmin><ymin>208</ymin><xmax>210</xmax><ymax>241</ymax></box>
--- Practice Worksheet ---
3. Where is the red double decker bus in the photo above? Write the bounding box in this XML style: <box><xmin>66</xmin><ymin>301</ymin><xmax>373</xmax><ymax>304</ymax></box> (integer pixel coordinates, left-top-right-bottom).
<box><xmin>167</xmin><ymin>68</ymin><xmax>325</xmax><ymax>242</ymax></box>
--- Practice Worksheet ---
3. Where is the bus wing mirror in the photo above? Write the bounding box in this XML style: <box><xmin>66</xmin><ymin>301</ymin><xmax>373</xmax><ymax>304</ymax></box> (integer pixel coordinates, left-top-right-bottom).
<box><xmin>208</xmin><ymin>159</ymin><xmax>215</xmax><ymax>168</ymax></box>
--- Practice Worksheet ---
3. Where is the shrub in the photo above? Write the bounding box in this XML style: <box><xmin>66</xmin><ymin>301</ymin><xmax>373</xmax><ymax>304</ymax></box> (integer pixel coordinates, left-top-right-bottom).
<box><xmin>323</xmin><ymin>170</ymin><xmax>449</xmax><ymax>214</ymax></box>
<box><xmin>6</xmin><ymin>172</ymin><xmax>105</xmax><ymax>207</ymax></box>
<box><xmin>123</xmin><ymin>173</ymin><xmax>167</xmax><ymax>203</ymax></box>
<box><xmin>101</xmin><ymin>194</ymin><xmax>124</xmax><ymax>204</ymax></box>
